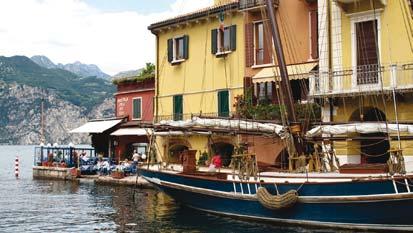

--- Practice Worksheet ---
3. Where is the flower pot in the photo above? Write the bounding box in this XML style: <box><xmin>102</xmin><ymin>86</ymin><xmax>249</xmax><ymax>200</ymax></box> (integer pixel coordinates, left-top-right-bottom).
<box><xmin>111</xmin><ymin>171</ymin><xmax>125</xmax><ymax>179</ymax></box>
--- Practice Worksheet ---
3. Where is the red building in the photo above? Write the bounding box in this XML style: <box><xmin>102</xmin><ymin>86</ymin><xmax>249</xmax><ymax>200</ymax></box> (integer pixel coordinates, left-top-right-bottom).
<box><xmin>112</xmin><ymin>78</ymin><xmax>155</xmax><ymax>161</ymax></box>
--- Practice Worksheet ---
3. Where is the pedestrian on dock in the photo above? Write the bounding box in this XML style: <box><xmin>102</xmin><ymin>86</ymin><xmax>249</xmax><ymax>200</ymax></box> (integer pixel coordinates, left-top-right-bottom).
<box><xmin>132</xmin><ymin>150</ymin><xmax>140</xmax><ymax>165</ymax></box>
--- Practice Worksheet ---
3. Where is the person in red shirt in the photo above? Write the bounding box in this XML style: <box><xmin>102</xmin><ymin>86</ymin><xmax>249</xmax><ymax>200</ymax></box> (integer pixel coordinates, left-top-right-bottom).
<box><xmin>212</xmin><ymin>154</ymin><xmax>222</xmax><ymax>168</ymax></box>
<box><xmin>209</xmin><ymin>153</ymin><xmax>222</xmax><ymax>172</ymax></box>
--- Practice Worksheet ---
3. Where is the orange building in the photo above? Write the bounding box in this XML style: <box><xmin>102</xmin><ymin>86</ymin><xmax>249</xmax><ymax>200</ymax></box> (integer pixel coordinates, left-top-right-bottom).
<box><xmin>239</xmin><ymin>0</ymin><xmax>319</xmax><ymax>168</ymax></box>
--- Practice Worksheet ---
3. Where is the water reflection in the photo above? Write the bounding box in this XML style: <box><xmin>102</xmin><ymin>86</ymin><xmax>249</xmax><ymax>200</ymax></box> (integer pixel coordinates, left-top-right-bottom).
<box><xmin>0</xmin><ymin>146</ymin><xmax>364</xmax><ymax>233</ymax></box>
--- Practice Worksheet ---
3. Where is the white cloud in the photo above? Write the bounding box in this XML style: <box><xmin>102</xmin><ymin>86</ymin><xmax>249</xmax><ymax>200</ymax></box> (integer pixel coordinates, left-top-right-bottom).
<box><xmin>0</xmin><ymin>0</ymin><xmax>213</xmax><ymax>75</ymax></box>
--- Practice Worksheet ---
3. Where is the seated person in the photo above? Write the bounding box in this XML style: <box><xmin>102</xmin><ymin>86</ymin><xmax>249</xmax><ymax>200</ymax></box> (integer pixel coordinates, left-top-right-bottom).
<box><xmin>208</xmin><ymin>153</ymin><xmax>222</xmax><ymax>172</ymax></box>
<box><xmin>121</xmin><ymin>159</ymin><xmax>132</xmax><ymax>174</ymax></box>
<box><xmin>59</xmin><ymin>160</ymin><xmax>67</xmax><ymax>167</ymax></box>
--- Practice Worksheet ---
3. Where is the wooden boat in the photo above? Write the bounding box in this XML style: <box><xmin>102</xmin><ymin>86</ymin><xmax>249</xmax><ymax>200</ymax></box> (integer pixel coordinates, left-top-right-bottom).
<box><xmin>141</xmin><ymin>0</ymin><xmax>413</xmax><ymax>230</ymax></box>
<box><xmin>140</xmin><ymin>165</ymin><xmax>413</xmax><ymax>231</ymax></box>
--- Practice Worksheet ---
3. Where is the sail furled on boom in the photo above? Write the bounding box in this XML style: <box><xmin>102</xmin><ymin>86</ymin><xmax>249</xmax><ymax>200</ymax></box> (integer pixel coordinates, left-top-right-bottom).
<box><xmin>157</xmin><ymin>117</ymin><xmax>286</xmax><ymax>137</ymax></box>
<box><xmin>307</xmin><ymin>123</ymin><xmax>413</xmax><ymax>137</ymax></box>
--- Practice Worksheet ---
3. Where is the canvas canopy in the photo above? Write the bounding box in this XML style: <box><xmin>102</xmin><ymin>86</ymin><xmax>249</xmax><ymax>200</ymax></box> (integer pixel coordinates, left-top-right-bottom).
<box><xmin>70</xmin><ymin>119</ymin><xmax>122</xmax><ymax>134</ymax></box>
<box><xmin>110</xmin><ymin>128</ymin><xmax>152</xmax><ymax>136</ymax></box>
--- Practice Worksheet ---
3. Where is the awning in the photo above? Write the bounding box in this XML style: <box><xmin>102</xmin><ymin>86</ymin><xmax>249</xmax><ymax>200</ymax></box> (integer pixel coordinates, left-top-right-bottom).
<box><xmin>252</xmin><ymin>62</ymin><xmax>318</xmax><ymax>83</ymax></box>
<box><xmin>70</xmin><ymin>119</ymin><xmax>122</xmax><ymax>134</ymax></box>
<box><xmin>110</xmin><ymin>128</ymin><xmax>152</xmax><ymax>136</ymax></box>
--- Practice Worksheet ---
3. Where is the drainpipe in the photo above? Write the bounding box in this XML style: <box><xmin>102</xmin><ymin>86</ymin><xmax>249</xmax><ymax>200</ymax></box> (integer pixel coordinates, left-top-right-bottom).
<box><xmin>155</xmin><ymin>33</ymin><xmax>160</xmax><ymax>123</ymax></box>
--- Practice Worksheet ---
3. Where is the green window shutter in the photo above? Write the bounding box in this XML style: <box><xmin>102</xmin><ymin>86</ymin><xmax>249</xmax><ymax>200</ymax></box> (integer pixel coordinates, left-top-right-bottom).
<box><xmin>230</xmin><ymin>25</ymin><xmax>237</xmax><ymax>51</ymax></box>
<box><xmin>211</xmin><ymin>29</ymin><xmax>218</xmax><ymax>54</ymax></box>
<box><xmin>167</xmin><ymin>38</ymin><xmax>173</xmax><ymax>63</ymax></box>
<box><xmin>183</xmin><ymin>35</ymin><xmax>189</xmax><ymax>59</ymax></box>
<box><xmin>218</xmin><ymin>90</ymin><xmax>229</xmax><ymax>117</ymax></box>
<box><xmin>133</xmin><ymin>98</ymin><xmax>142</xmax><ymax>119</ymax></box>
<box><xmin>173</xmin><ymin>95</ymin><xmax>183</xmax><ymax>121</ymax></box>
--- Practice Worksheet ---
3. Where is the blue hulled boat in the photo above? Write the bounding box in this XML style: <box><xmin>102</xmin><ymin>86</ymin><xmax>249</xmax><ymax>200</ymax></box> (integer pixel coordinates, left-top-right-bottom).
<box><xmin>140</xmin><ymin>166</ymin><xmax>413</xmax><ymax>231</ymax></box>
<box><xmin>142</xmin><ymin>0</ymin><xmax>413</xmax><ymax>230</ymax></box>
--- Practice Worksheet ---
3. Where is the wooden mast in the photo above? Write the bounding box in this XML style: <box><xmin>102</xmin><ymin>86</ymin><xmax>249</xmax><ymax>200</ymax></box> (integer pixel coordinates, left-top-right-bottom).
<box><xmin>265</xmin><ymin>0</ymin><xmax>296</xmax><ymax>123</ymax></box>
<box><xmin>265</xmin><ymin>0</ymin><xmax>304</xmax><ymax>156</ymax></box>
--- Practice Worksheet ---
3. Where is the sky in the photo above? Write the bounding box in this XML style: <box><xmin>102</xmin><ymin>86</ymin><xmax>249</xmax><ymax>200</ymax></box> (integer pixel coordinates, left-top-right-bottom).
<box><xmin>0</xmin><ymin>0</ymin><xmax>213</xmax><ymax>75</ymax></box>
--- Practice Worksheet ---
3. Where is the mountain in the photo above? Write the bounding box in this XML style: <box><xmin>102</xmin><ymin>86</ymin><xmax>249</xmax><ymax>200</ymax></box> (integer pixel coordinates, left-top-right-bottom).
<box><xmin>57</xmin><ymin>61</ymin><xmax>110</xmax><ymax>80</ymax></box>
<box><xmin>30</xmin><ymin>55</ymin><xmax>110</xmax><ymax>80</ymax></box>
<box><xmin>30</xmin><ymin>55</ymin><xmax>57</xmax><ymax>69</ymax></box>
<box><xmin>0</xmin><ymin>56</ymin><xmax>115</xmax><ymax>144</ymax></box>
<box><xmin>1</xmin><ymin>56</ymin><xmax>115</xmax><ymax>111</ymax></box>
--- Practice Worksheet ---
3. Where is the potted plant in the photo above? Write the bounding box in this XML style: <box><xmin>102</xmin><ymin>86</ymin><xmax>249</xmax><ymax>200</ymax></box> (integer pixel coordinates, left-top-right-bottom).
<box><xmin>111</xmin><ymin>166</ymin><xmax>125</xmax><ymax>179</ymax></box>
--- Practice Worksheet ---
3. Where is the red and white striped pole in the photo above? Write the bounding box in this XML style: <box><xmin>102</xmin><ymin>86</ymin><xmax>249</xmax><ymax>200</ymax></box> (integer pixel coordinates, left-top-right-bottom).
<box><xmin>15</xmin><ymin>156</ymin><xmax>19</xmax><ymax>178</ymax></box>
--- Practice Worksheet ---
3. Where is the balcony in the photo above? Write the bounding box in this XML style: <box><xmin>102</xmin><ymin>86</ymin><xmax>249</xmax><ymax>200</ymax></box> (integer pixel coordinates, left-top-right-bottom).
<box><xmin>309</xmin><ymin>62</ymin><xmax>413</xmax><ymax>97</ymax></box>
<box><xmin>239</xmin><ymin>0</ymin><xmax>279</xmax><ymax>11</ymax></box>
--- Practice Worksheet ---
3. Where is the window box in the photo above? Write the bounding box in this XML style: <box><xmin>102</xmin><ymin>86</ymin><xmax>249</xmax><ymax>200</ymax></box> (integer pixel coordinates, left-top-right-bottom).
<box><xmin>111</xmin><ymin>170</ymin><xmax>125</xmax><ymax>179</ymax></box>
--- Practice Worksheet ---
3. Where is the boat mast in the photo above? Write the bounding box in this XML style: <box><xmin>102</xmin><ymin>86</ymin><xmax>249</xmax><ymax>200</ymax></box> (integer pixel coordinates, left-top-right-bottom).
<box><xmin>40</xmin><ymin>98</ymin><xmax>45</xmax><ymax>144</ymax></box>
<box><xmin>265</xmin><ymin>0</ymin><xmax>303</xmax><ymax>156</ymax></box>
<box><xmin>265</xmin><ymin>0</ymin><xmax>296</xmax><ymax>123</ymax></box>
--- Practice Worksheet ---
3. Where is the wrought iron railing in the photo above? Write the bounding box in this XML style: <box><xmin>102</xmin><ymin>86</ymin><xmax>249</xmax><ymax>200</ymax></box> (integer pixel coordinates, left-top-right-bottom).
<box><xmin>156</xmin><ymin>112</ymin><xmax>237</xmax><ymax>122</ymax></box>
<box><xmin>309</xmin><ymin>62</ymin><xmax>413</xmax><ymax>97</ymax></box>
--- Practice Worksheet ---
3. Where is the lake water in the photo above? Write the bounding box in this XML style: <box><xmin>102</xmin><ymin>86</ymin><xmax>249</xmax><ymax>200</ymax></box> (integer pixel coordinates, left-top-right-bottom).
<box><xmin>0</xmin><ymin>145</ymin><xmax>357</xmax><ymax>233</ymax></box>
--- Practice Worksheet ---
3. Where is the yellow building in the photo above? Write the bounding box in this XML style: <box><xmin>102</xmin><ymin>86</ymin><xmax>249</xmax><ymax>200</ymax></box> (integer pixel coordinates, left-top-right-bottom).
<box><xmin>310</xmin><ymin>0</ymin><xmax>413</xmax><ymax>171</ymax></box>
<box><xmin>149</xmin><ymin>0</ymin><xmax>245</xmax><ymax>163</ymax></box>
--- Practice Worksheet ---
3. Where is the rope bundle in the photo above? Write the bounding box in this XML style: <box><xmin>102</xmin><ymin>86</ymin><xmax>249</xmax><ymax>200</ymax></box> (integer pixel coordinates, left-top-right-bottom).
<box><xmin>256</xmin><ymin>187</ymin><xmax>298</xmax><ymax>210</ymax></box>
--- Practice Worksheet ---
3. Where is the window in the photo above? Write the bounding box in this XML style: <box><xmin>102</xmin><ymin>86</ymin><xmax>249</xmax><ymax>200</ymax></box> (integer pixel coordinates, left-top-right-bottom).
<box><xmin>211</xmin><ymin>25</ymin><xmax>236</xmax><ymax>55</ymax></box>
<box><xmin>173</xmin><ymin>95</ymin><xmax>183</xmax><ymax>121</ymax></box>
<box><xmin>133</xmin><ymin>143</ymin><xmax>147</xmax><ymax>156</ymax></box>
<box><xmin>175</xmin><ymin>37</ymin><xmax>185</xmax><ymax>60</ymax></box>
<box><xmin>255</xmin><ymin>22</ymin><xmax>264</xmax><ymax>64</ymax></box>
<box><xmin>355</xmin><ymin>20</ymin><xmax>379</xmax><ymax>85</ymax></box>
<box><xmin>253</xmin><ymin>21</ymin><xmax>272</xmax><ymax>65</ymax></box>
<box><xmin>132</xmin><ymin>98</ymin><xmax>142</xmax><ymax>120</ymax></box>
<box><xmin>255</xmin><ymin>82</ymin><xmax>275</xmax><ymax>104</ymax></box>
<box><xmin>309</xmin><ymin>10</ymin><xmax>318</xmax><ymax>60</ymax></box>
<box><xmin>218</xmin><ymin>90</ymin><xmax>229</xmax><ymax>117</ymax></box>
<box><xmin>168</xmin><ymin>35</ymin><xmax>189</xmax><ymax>64</ymax></box>
<box><xmin>219</xmin><ymin>27</ymin><xmax>231</xmax><ymax>53</ymax></box>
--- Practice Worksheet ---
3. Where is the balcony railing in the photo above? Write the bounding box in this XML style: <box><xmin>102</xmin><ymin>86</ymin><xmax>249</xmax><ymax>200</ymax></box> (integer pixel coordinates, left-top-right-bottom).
<box><xmin>239</xmin><ymin>0</ymin><xmax>279</xmax><ymax>11</ymax></box>
<box><xmin>156</xmin><ymin>112</ymin><xmax>237</xmax><ymax>123</ymax></box>
<box><xmin>309</xmin><ymin>62</ymin><xmax>413</xmax><ymax>97</ymax></box>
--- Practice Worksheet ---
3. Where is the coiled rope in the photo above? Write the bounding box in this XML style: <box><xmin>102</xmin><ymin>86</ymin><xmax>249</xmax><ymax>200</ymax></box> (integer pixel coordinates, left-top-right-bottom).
<box><xmin>256</xmin><ymin>187</ymin><xmax>298</xmax><ymax>210</ymax></box>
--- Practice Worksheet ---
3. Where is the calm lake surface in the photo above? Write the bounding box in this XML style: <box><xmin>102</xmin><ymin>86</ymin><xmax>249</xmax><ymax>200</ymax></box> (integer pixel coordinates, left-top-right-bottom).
<box><xmin>0</xmin><ymin>145</ymin><xmax>363</xmax><ymax>233</ymax></box>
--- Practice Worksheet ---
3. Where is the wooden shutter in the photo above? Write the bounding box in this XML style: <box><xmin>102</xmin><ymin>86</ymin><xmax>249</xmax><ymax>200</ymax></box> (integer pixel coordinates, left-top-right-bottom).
<box><xmin>230</xmin><ymin>25</ymin><xmax>237</xmax><ymax>51</ymax></box>
<box><xmin>173</xmin><ymin>95</ymin><xmax>183</xmax><ymax>121</ymax></box>
<box><xmin>211</xmin><ymin>29</ymin><xmax>218</xmax><ymax>54</ymax></box>
<box><xmin>356</xmin><ymin>20</ymin><xmax>379</xmax><ymax>85</ymax></box>
<box><xmin>133</xmin><ymin>98</ymin><xmax>142</xmax><ymax>119</ymax></box>
<box><xmin>167</xmin><ymin>38</ymin><xmax>173</xmax><ymax>63</ymax></box>
<box><xmin>245</xmin><ymin>23</ymin><xmax>254</xmax><ymax>67</ymax></box>
<box><xmin>263</xmin><ymin>22</ymin><xmax>272</xmax><ymax>64</ymax></box>
<box><xmin>183</xmin><ymin>35</ymin><xmax>189</xmax><ymax>59</ymax></box>
<box><xmin>243</xmin><ymin>76</ymin><xmax>253</xmax><ymax>97</ymax></box>
<box><xmin>310</xmin><ymin>10</ymin><xmax>319</xmax><ymax>59</ymax></box>
<box><xmin>218</xmin><ymin>90</ymin><xmax>229</xmax><ymax>117</ymax></box>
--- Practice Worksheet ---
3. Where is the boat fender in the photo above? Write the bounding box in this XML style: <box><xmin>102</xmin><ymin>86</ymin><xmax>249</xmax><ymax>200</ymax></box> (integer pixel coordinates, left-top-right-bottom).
<box><xmin>256</xmin><ymin>187</ymin><xmax>298</xmax><ymax>210</ymax></box>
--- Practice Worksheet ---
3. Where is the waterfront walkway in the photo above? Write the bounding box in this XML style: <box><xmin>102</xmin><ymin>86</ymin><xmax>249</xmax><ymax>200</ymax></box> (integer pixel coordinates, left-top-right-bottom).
<box><xmin>33</xmin><ymin>166</ymin><xmax>153</xmax><ymax>188</ymax></box>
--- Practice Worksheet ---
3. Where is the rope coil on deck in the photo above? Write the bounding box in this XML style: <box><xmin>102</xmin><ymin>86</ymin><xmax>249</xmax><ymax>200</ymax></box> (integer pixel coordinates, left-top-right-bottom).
<box><xmin>256</xmin><ymin>187</ymin><xmax>298</xmax><ymax>210</ymax></box>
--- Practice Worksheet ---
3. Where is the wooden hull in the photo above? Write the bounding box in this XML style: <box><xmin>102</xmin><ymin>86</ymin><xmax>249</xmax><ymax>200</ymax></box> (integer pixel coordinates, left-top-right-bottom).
<box><xmin>140</xmin><ymin>168</ymin><xmax>413</xmax><ymax>231</ymax></box>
